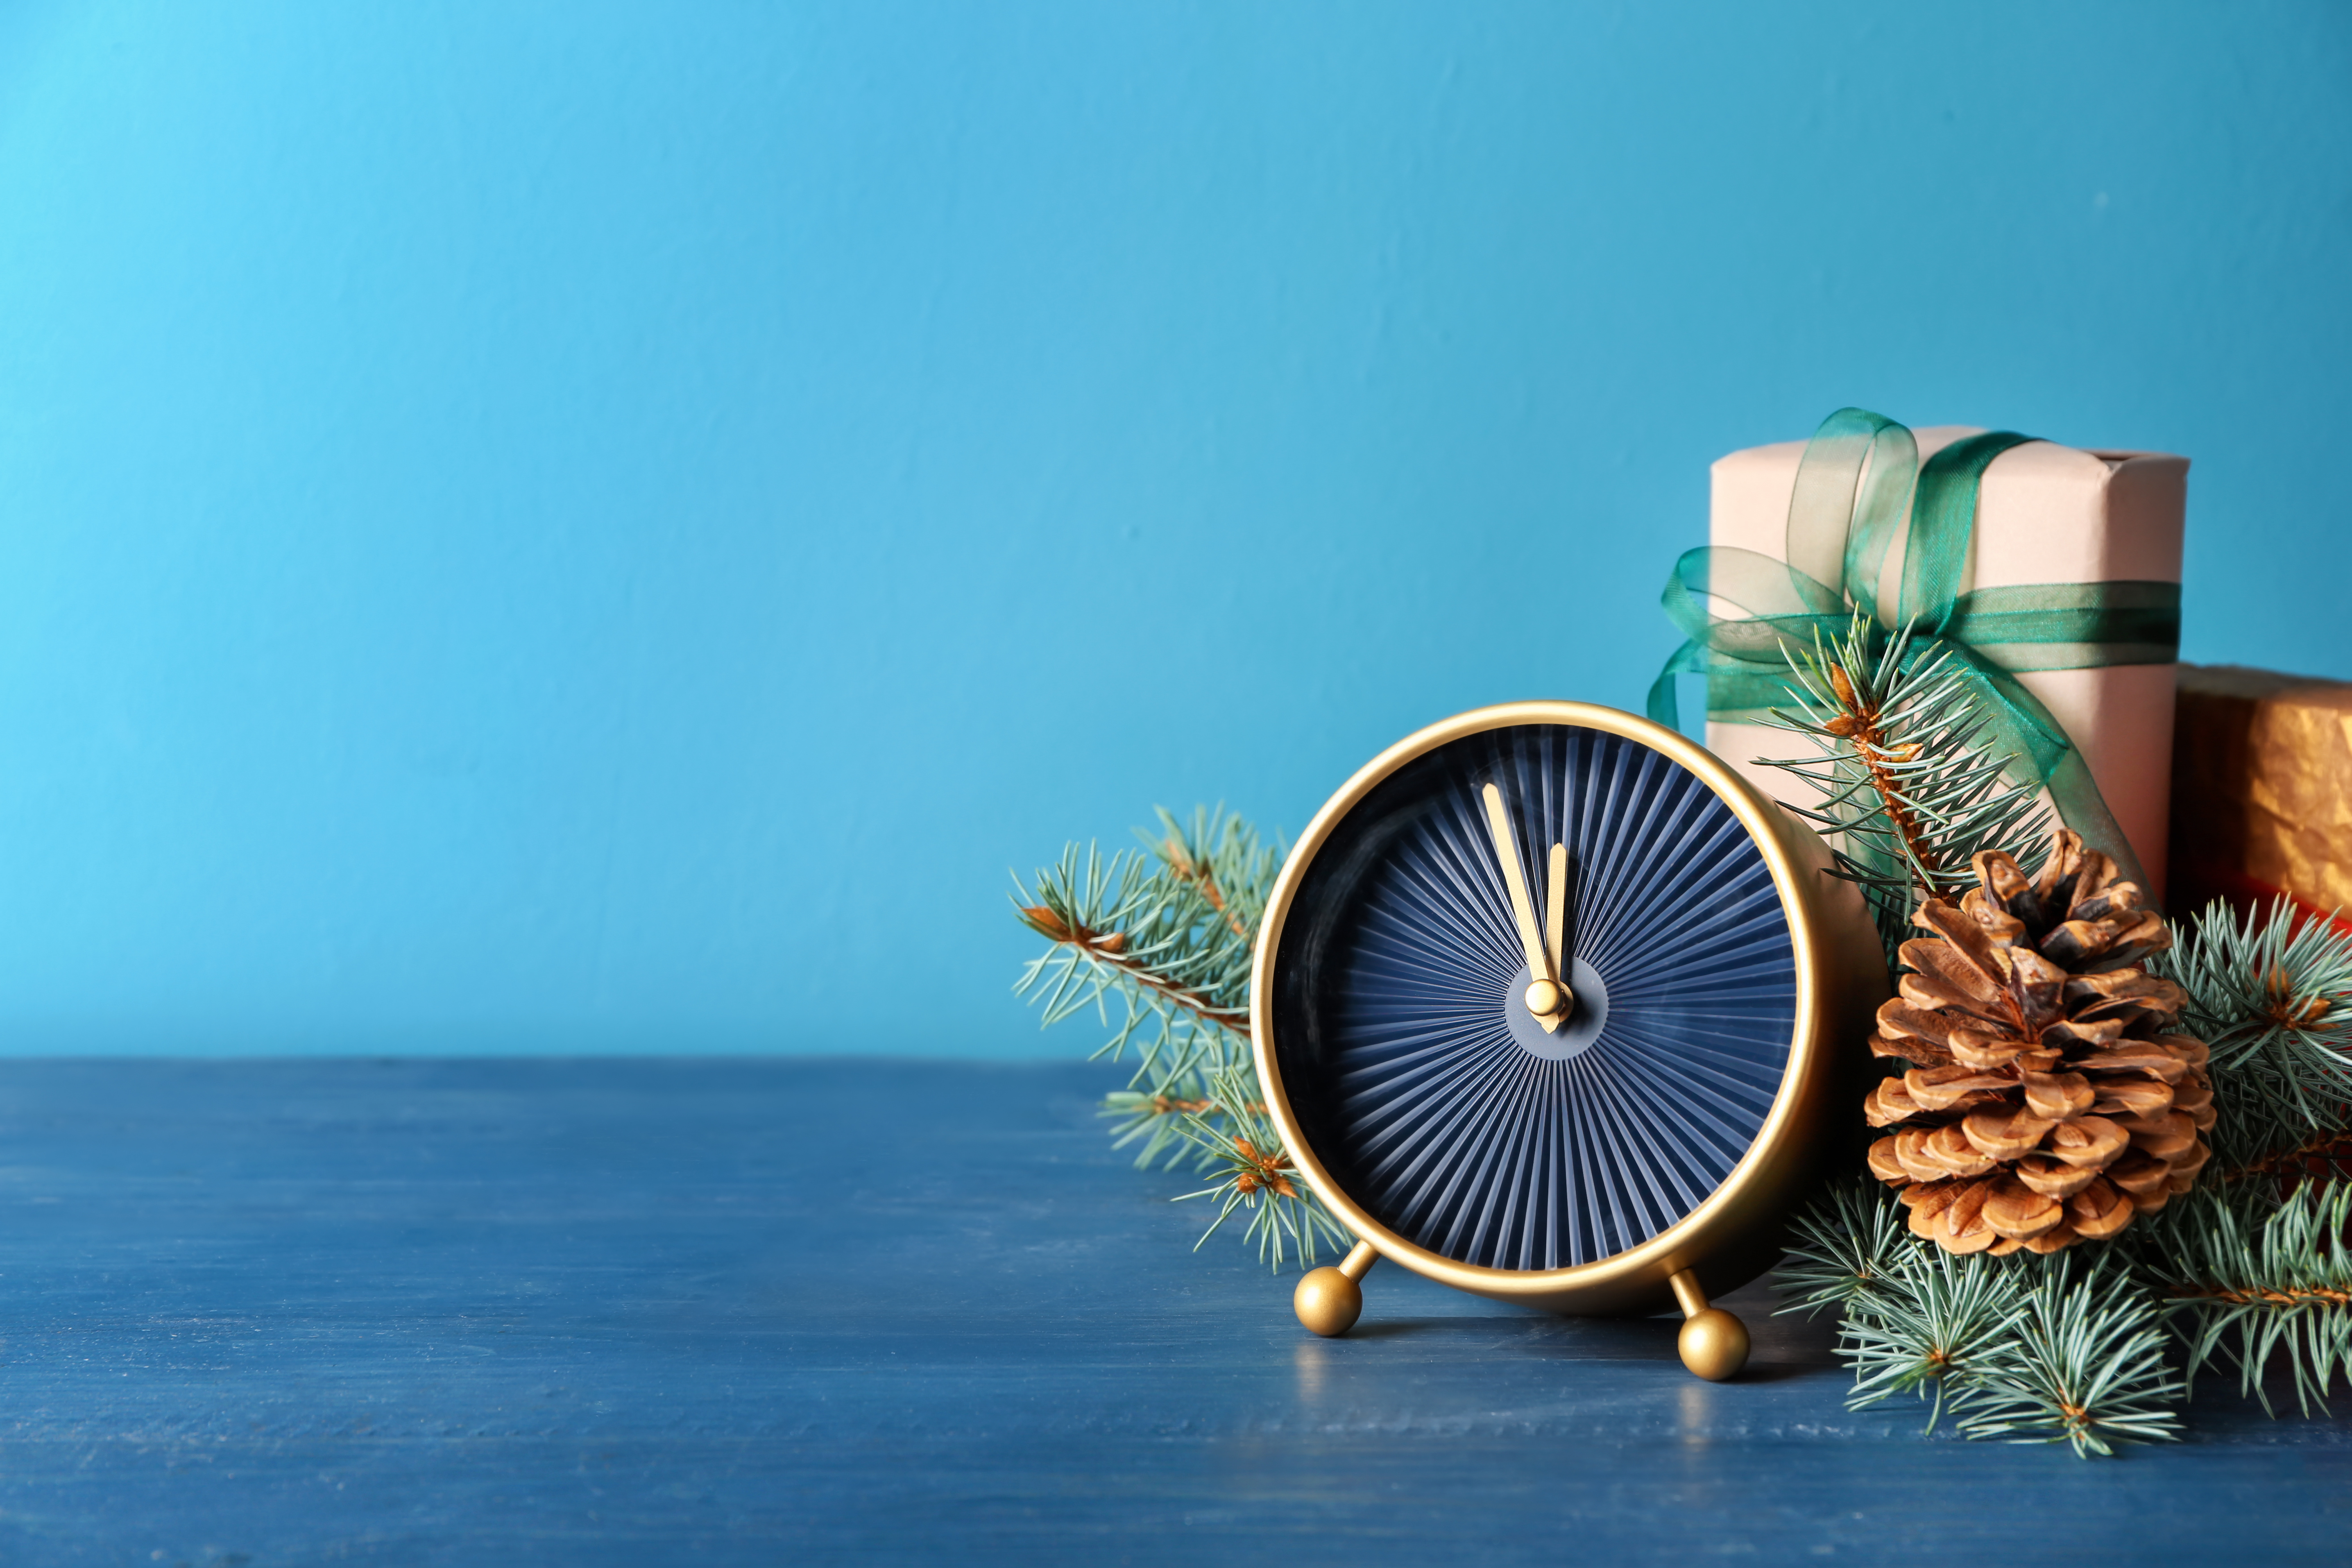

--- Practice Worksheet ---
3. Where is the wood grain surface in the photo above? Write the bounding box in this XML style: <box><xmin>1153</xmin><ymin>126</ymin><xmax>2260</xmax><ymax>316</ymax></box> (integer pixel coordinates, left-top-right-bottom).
<box><xmin>0</xmin><ymin>1058</ymin><xmax>2340</xmax><ymax>1565</ymax></box>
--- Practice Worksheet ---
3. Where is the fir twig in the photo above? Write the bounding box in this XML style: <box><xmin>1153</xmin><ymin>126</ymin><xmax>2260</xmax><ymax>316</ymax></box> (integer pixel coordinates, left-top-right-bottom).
<box><xmin>1015</xmin><ymin>808</ymin><xmax>1345</xmax><ymax>1263</ymax></box>
<box><xmin>1010</xmin><ymin>808</ymin><xmax>1277</xmax><ymax>1103</ymax></box>
<box><xmin>1098</xmin><ymin>1079</ymin><xmax>1219</xmax><ymax>1171</ymax></box>
<box><xmin>1149</xmin><ymin>804</ymin><xmax>1263</xmax><ymax>940</ymax></box>
<box><xmin>1842</xmin><ymin>1245</ymin><xmax>2029</xmax><ymax>1433</ymax></box>
<box><xmin>2145</xmin><ymin>1181</ymin><xmax>2352</xmax><ymax>1416</ymax></box>
<box><xmin>2161</xmin><ymin>897</ymin><xmax>2352</xmax><ymax>1174</ymax></box>
<box><xmin>1954</xmin><ymin>1258</ymin><xmax>2184</xmax><ymax>1457</ymax></box>
<box><xmin>1174</xmin><ymin>1066</ymin><xmax>1350</xmax><ymax>1269</ymax></box>
<box><xmin>1776</xmin><ymin>1189</ymin><xmax>2184</xmax><ymax>1453</ymax></box>
<box><xmin>1773</xmin><ymin>1179</ymin><xmax>1914</xmax><ymax>1319</ymax></box>
<box><xmin>1751</xmin><ymin>611</ymin><xmax>2049</xmax><ymax>956</ymax></box>
<box><xmin>1012</xmin><ymin>840</ymin><xmax>1251</xmax><ymax>1046</ymax></box>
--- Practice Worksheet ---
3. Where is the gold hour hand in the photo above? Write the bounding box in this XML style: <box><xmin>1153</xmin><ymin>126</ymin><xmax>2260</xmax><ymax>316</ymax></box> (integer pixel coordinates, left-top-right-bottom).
<box><xmin>1481</xmin><ymin>784</ymin><xmax>1570</xmax><ymax>1032</ymax></box>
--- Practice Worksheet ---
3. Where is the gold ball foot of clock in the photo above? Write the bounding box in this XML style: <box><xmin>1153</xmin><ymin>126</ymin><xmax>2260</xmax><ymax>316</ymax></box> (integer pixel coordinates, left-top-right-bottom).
<box><xmin>1294</xmin><ymin>1239</ymin><xmax>1380</xmax><ymax>1337</ymax></box>
<box><xmin>1669</xmin><ymin>1267</ymin><xmax>1749</xmax><ymax>1381</ymax></box>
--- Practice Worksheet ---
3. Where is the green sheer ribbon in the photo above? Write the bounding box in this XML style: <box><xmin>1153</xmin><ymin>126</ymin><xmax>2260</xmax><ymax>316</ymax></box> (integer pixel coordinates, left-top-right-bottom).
<box><xmin>1645</xmin><ymin>407</ymin><xmax>2180</xmax><ymax>890</ymax></box>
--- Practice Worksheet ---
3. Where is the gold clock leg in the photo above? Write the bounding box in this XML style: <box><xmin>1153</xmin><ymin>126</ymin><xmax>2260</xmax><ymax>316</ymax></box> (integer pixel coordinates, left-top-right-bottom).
<box><xmin>1668</xmin><ymin>1267</ymin><xmax>1749</xmax><ymax>1381</ymax></box>
<box><xmin>1294</xmin><ymin>1240</ymin><xmax>1379</xmax><ymax>1337</ymax></box>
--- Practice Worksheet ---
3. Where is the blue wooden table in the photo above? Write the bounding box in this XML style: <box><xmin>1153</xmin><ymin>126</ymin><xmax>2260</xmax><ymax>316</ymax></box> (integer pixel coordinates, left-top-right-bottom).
<box><xmin>0</xmin><ymin>1058</ymin><xmax>2342</xmax><ymax>1565</ymax></box>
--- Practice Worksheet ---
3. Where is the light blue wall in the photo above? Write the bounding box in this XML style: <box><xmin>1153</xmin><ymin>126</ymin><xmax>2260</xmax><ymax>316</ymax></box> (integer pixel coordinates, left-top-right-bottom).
<box><xmin>0</xmin><ymin>2</ymin><xmax>2345</xmax><ymax>1054</ymax></box>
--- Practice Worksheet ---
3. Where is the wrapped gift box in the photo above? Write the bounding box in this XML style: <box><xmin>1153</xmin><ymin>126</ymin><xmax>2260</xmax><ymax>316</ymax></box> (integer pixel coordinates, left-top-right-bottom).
<box><xmin>1704</xmin><ymin>427</ymin><xmax>2188</xmax><ymax>897</ymax></box>
<box><xmin>2170</xmin><ymin>664</ymin><xmax>2352</xmax><ymax>922</ymax></box>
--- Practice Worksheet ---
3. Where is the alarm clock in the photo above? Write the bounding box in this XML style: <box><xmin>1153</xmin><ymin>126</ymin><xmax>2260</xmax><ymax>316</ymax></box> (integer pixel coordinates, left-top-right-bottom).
<box><xmin>1253</xmin><ymin>702</ymin><xmax>1887</xmax><ymax>1379</ymax></box>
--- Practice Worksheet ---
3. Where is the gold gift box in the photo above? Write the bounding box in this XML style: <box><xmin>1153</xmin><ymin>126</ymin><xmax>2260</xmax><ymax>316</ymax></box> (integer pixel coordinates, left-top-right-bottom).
<box><xmin>2169</xmin><ymin>664</ymin><xmax>2352</xmax><ymax>920</ymax></box>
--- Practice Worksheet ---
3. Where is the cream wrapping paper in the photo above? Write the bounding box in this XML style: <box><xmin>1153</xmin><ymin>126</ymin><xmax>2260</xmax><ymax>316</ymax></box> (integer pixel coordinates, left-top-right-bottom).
<box><xmin>1704</xmin><ymin>427</ymin><xmax>2187</xmax><ymax>897</ymax></box>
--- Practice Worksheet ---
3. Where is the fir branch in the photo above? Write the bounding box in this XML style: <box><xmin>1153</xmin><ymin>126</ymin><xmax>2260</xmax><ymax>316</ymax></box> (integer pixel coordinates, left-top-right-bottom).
<box><xmin>1012</xmin><ymin>840</ymin><xmax>1252</xmax><ymax>1041</ymax></box>
<box><xmin>1780</xmin><ymin>1187</ymin><xmax>2192</xmax><ymax>1454</ymax></box>
<box><xmin>1099</xmin><ymin>1065</ymin><xmax>1273</xmax><ymax>1173</ymax></box>
<box><xmin>1015</xmin><ymin>808</ymin><xmax>1338</xmax><ymax>1262</ymax></box>
<box><xmin>1953</xmin><ymin>1258</ymin><xmax>2184</xmax><ymax>1457</ymax></box>
<box><xmin>1010</xmin><ymin>810</ymin><xmax>1276</xmax><ymax>1099</ymax></box>
<box><xmin>1144</xmin><ymin>804</ymin><xmax>1276</xmax><ymax>941</ymax></box>
<box><xmin>1773</xmin><ymin>1179</ymin><xmax>1915</xmax><ymax>1319</ymax></box>
<box><xmin>1750</xmin><ymin>612</ymin><xmax>2049</xmax><ymax>955</ymax></box>
<box><xmin>1842</xmin><ymin>1244</ymin><xmax>2030</xmax><ymax>1433</ymax></box>
<box><xmin>2161</xmin><ymin>897</ymin><xmax>2352</xmax><ymax>1173</ymax></box>
<box><xmin>1174</xmin><ymin>1065</ymin><xmax>1350</xmax><ymax>1270</ymax></box>
<box><xmin>2223</xmin><ymin>1131</ymin><xmax>2352</xmax><ymax>1188</ymax></box>
<box><xmin>2144</xmin><ymin>1181</ymin><xmax>2352</xmax><ymax>1416</ymax></box>
<box><xmin>1099</xmin><ymin>1079</ymin><xmax>1219</xmax><ymax>1171</ymax></box>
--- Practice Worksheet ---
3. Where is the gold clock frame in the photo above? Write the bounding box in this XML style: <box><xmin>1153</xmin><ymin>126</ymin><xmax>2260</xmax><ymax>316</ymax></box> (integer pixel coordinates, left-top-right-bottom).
<box><xmin>1251</xmin><ymin>701</ymin><xmax>1888</xmax><ymax>1378</ymax></box>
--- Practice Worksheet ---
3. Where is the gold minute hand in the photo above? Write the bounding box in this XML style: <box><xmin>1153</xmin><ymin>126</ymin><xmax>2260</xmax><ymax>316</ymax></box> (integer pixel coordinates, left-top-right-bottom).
<box><xmin>1548</xmin><ymin>841</ymin><xmax>1568</xmax><ymax>982</ymax></box>
<box><xmin>1481</xmin><ymin>784</ymin><xmax>1567</xmax><ymax>1032</ymax></box>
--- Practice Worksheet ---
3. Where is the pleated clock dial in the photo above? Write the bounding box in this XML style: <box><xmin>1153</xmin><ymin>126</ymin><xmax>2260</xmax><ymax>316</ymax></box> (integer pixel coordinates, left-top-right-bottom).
<box><xmin>1266</xmin><ymin>719</ymin><xmax>1798</xmax><ymax>1269</ymax></box>
<box><xmin>1254</xmin><ymin>702</ymin><xmax>1882</xmax><ymax>1350</ymax></box>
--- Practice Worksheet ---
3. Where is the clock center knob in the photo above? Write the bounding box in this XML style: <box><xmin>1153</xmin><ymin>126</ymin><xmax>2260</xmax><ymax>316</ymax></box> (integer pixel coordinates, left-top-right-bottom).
<box><xmin>1523</xmin><ymin>978</ymin><xmax>1568</xmax><ymax>1020</ymax></box>
<box><xmin>1506</xmin><ymin>957</ymin><xmax>1609</xmax><ymax>1062</ymax></box>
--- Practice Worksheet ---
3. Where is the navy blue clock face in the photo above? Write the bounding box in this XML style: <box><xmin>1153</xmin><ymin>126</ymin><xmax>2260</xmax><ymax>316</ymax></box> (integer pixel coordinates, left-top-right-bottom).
<box><xmin>1269</xmin><ymin>723</ymin><xmax>1798</xmax><ymax>1271</ymax></box>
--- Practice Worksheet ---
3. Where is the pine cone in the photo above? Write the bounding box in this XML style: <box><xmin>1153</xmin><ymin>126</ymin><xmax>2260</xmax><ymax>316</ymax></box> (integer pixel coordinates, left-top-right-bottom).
<box><xmin>1863</xmin><ymin>828</ymin><xmax>2214</xmax><ymax>1255</ymax></box>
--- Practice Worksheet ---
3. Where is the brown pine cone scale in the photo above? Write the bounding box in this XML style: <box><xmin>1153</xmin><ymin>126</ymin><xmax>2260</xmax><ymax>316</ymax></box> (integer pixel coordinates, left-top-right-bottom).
<box><xmin>1865</xmin><ymin>828</ymin><xmax>2214</xmax><ymax>1255</ymax></box>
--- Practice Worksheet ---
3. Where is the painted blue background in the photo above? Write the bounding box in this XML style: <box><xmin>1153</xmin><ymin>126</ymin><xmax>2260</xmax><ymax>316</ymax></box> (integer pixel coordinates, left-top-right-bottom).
<box><xmin>0</xmin><ymin>1</ymin><xmax>2344</xmax><ymax>1055</ymax></box>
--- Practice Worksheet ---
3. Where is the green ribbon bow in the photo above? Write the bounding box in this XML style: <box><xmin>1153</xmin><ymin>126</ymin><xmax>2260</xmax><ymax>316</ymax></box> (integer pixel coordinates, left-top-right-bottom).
<box><xmin>1645</xmin><ymin>407</ymin><xmax>2180</xmax><ymax>891</ymax></box>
